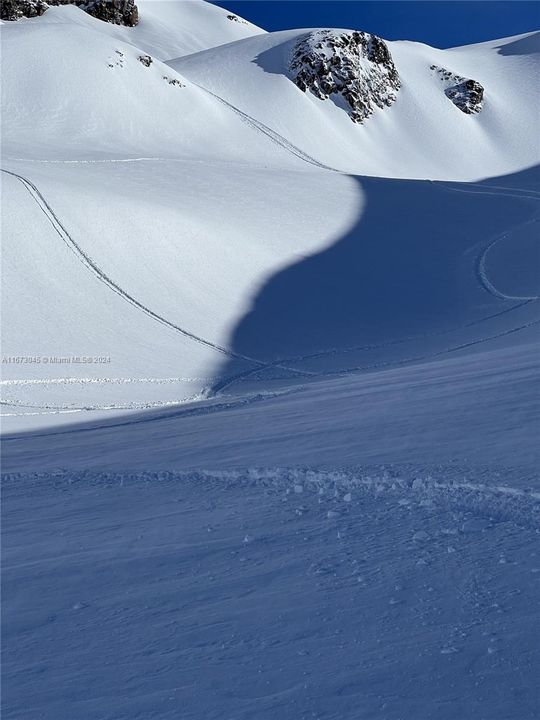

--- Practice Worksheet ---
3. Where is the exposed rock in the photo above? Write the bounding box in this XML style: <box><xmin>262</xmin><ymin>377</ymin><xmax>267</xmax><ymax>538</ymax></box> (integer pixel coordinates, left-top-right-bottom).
<box><xmin>289</xmin><ymin>30</ymin><xmax>400</xmax><ymax>123</ymax></box>
<box><xmin>1</xmin><ymin>0</ymin><xmax>48</xmax><ymax>20</ymax></box>
<box><xmin>431</xmin><ymin>65</ymin><xmax>484</xmax><ymax>114</ymax></box>
<box><xmin>162</xmin><ymin>76</ymin><xmax>185</xmax><ymax>88</ymax></box>
<box><xmin>138</xmin><ymin>54</ymin><xmax>152</xmax><ymax>67</ymax></box>
<box><xmin>2</xmin><ymin>0</ymin><xmax>139</xmax><ymax>26</ymax></box>
<box><xmin>226</xmin><ymin>14</ymin><xmax>247</xmax><ymax>25</ymax></box>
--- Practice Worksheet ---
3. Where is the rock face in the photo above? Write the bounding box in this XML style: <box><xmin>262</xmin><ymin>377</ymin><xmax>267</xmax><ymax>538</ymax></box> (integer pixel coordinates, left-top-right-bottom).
<box><xmin>431</xmin><ymin>65</ymin><xmax>484</xmax><ymax>114</ymax></box>
<box><xmin>1</xmin><ymin>0</ymin><xmax>139</xmax><ymax>26</ymax></box>
<box><xmin>289</xmin><ymin>30</ymin><xmax>400</xmax><ymax>123</ymax></box>
<box><xmin>1</xmin><ymin>0</ymin><xmax>48</xmax><ymax>20</ymax></box>
<box><xmin>138</xmin><ymin>54</ymin><xmax>152</xmax><ymax>67</ymax></box>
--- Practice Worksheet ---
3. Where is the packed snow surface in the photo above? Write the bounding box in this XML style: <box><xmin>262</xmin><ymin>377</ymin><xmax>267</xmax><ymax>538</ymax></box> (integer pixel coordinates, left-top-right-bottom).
<box><xmin>1</xmin><ymin>3</ymin><xmax>539</xmax><ymax>719</ymax></box>
<box><xmin>3</xmin><ymin>466</ymin><xmax>539</xmax><ymax>720</ymax></box>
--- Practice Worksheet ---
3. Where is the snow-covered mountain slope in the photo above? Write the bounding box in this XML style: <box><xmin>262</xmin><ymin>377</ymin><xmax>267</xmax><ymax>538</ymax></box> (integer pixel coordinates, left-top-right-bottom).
<box><xmin>1</xmin><ymin>2</ymin><xmax>539</xmax><ymax>426</ymax></box>
<box><xmin>2</xmin><ymin>159</ymin><xmax>539</xmax><ymax>425</ymax></box>
<box><xmin>172</xmin><ymin>29</ymin><xmax>540</xmax><ymax>180</ymax></box>
<box><xmin>1</xmin><ymin>0</ymin><xmax>264</xmax><ymax>59</ymax></box>
<box><xmin>1</xmin><ymin>157</ymin><xmax>358</xmax><ymax>410</ymax></box>
<box><xmin>0</xmin><ymin>6</ymin><xmax>271</xmax><ymax>159</ymax></box>
<box><xmin>3</xmin><ymin>341</ymin><xmax>539</xmax><ymax>475</ymax></box>
<box><xmin>126</xmin><ymin>0</ymin><xmax>264</xmax><ymax>59</ymax></box>
<box><xmin>2</xmin><ymin>5</ymin><xmax>540</xmax><ymax>719</ymax></box>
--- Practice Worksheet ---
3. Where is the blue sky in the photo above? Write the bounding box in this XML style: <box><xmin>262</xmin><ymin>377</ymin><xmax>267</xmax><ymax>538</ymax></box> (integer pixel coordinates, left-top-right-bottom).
<box><xmin>212</xmin><ymin>1</ymin><xmax>540</xmax><ymax>48</ymax></box>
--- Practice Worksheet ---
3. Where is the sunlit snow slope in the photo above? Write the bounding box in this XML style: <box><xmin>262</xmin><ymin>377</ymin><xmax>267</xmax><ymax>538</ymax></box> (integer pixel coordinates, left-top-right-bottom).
<box><xmin>172</xmin><ymin>29</ymin><xmax>540</xmax><ymax>179</ymax></box>
<box><xmin>1</xmin><ymin>4</ymin><xmax>539</xmax><ymax>428</ymax></box>
<box><xmin>2</xmin><ymin>5</ymin><xmax>540</xmax><ymax>720</ymax></box>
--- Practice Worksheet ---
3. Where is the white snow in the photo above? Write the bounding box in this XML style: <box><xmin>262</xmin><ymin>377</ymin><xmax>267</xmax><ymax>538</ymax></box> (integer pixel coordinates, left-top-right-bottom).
<box><xmin>1</xmin><ymin>2</ymin><xmax>539</xmax><ymax>718</ymax></box>
<box><xmin>171</xmin><ymin>28</ymin><xmax>540</xmax><ymax>179</ymax></box>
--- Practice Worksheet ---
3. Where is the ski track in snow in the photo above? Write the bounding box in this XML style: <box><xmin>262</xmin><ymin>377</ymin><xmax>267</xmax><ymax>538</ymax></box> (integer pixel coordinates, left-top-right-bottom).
<box><xmin>2</xmin><ymin>310</ymin><xmax>537</xmax><ymax>416</ymax></box>
<box><xmin>0</xmin><ymin>396</ymin><xmax>204</xmax><ymax>412</ymax></box>
<box><xmin>2</xmin><ymin>167</ymin><xmax>317</xmax><ymax>386</ymax></box>
<box><xmin>0</xmin><ymin>168</ymin><xmax>275</xmax><ymax>370</ymax></box>
<box><xmin>212</xmin><ymin>300</ymin><xmax>538</xmax><ymax>393</ymax></box>
<box><xmin>3</xmin><ymin>83</ymin><xmax>337</xmax><ymax>172</ymax></box>
<box><xmin>2</xmin><ymin>312</ymin><xmax>538</xmax><ymax>420</ymax></box>
<box><xmin>3</xmin><ymin>92</ymin><xmax>539</xmax><ymax>414</ymax></box>
<box><xmin>0</xmin><ymin>387</ymin><xmax>305</xmax><ymax>435</ymax></box>
<box><xmin>438</xmin><ymin>182</ymin><xmax>540</xmax><ymax>203</ymax></box>
<box><xmin>2</xmin><ymin>305</ymin><xmax>538</xmax><ymax>415</ymax></box>
<box><xmin>476</xmin><ymin>220</ymin><xmax>540</xmax><ymax>302</ymax></box>
<box><xmin>192</xmin><ymin>82</ymin><xmax>338</xmax><ymax>171</ymax></box>
<box><xmin>0</xmin><ymin>376</ymin><xmax>220</xmax><ymax>386</ymax></box>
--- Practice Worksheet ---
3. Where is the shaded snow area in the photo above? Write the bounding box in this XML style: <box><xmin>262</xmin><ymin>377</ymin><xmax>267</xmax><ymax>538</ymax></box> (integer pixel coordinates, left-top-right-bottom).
<box><xmin>3</xmin><ymin>469</ymin><xmax>539</xmax><ymax>720</ymax></box>
<box><xmin>1</xmin><ymin>2</ymin><xmax>540</xmax><ymax>718</ymax></box>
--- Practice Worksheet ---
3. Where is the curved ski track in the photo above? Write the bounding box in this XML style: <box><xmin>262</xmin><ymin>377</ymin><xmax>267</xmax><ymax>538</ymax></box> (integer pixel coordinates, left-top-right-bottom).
<box><xmin>1</xmin><ymin>167</ymin><xmax>314</xmax><ymax>386</ymax></box>
<box><xmin>3</xmin><ymin>88</ymin><xmax>539</xmax><ymax>414</ymax></box>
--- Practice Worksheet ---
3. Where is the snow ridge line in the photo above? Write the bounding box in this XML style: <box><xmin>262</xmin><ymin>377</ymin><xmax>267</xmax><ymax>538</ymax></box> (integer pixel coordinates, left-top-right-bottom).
<box><xmin>1</xmin><ymin>468</ymin><xmax>538</xmax><ymax>529</ymax></box>
<box><xmin>0</xmin><ymin>168</ymin><xmax>269</xmax><ymax>368</ymax></box>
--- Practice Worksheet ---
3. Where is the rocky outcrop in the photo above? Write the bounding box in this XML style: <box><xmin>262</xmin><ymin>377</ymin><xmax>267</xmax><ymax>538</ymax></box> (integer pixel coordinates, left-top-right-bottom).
<box><xmin>1</xmin><ymin>0</ymin><xmax>138</xmax><ymax>26</ymax></box>
<box><xmin>1</xmin><ymin>0</ymin><xmax>48</xmax><ymax>20</ymax></box>
<box><xmin>162</xmin><ymin>76</ymin><xmax>184</xmax><ymax>88</ymax></box>
<box><xmin>289</xmin><ymin>30</ymin><xmax>400</xmax><ymax>123</ymax></box>
<box><xmin>431</xmin><ymin>65</ymin><xmax>484</xmax><ymax>114</ymax></box>
<box><xmin>226</xmin><ymin>14</ymin><xmax>247</xmax><ymax>25</ymax></box>
<box><xmin>138</xmin><ymin>54</ymin><xmax>152</xmax><ymax>67</ymax></box>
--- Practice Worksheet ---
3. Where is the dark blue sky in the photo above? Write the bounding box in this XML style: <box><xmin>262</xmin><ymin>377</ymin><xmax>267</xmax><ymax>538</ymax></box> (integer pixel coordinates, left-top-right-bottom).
<box><xmin>212</xmin><ymin>1</ymin><xmax>540</xmax><ymax>48</ymax></box>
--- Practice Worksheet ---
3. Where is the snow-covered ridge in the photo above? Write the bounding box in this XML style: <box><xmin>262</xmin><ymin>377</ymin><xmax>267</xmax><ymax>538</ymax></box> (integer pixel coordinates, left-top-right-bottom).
<box><xmin>290</xmin><ymin>29</ymin><xmax>400</xmax><ymax>123</ymax></box>
<box><xmin>172</xmin><ymin>29</ymin><xmax>540</xmax><ymax>178</ymax></box>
